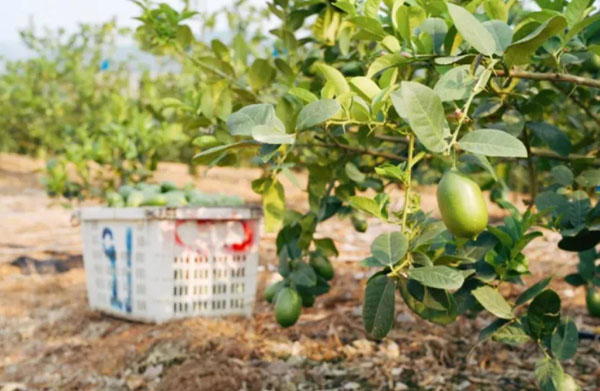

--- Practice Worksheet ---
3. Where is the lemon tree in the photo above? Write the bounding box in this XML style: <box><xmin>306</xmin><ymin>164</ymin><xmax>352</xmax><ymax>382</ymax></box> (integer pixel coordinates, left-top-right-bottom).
<box><xmin>131</xmin><ymin>0</ymin><xmax>600</xmax><ymax>388</ymax></box>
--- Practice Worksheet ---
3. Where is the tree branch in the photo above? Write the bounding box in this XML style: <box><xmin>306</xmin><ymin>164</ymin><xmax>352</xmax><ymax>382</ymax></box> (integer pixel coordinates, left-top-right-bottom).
<box><xmin>306</xmin><ymin>142</ymin><xmax>406</xmax><ymax>161</ymax></box>
<box><xmin>495</xmin><ymin>69</ymin><xmax>600</xmax><ymax>89</ymax></box>
<box><xmin>529</xmin><ymin>147</ymin><xmax>600</xmax><ymax>167</ymax></box>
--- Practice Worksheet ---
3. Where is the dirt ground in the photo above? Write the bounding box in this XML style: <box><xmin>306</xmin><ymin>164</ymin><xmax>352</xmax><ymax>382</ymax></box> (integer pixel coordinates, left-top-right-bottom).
<box><xmin>1</xmin><ymin>153</ymin><xmax>599</xmax><ymax>391</ymax></box>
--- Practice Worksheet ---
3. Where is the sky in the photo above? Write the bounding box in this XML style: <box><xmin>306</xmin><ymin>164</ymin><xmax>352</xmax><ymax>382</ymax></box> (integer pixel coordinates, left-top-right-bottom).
<box><xmin>0</xmin><ymin>0</ymin><xmax>249</xmax><ymax>44</ymax></box>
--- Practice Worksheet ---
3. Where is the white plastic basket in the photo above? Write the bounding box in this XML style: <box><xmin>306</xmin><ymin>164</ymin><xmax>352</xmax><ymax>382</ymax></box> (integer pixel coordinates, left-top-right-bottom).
<box><xmin>78</xmin><ymin>206</ymin><xmax>262</xmax><ymax>323</ymax></box>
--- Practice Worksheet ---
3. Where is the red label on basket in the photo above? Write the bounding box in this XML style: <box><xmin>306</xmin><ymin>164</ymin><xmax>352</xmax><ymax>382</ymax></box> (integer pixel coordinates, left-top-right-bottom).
<box><xmin>174</xmin><ymin>220</ymin><xmax>253</xmax><ymax>254</ymax></box>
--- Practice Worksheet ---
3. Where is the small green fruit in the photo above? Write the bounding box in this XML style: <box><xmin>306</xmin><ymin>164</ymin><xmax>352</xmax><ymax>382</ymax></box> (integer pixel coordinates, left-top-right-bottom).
<box><xmin>309</xmin><ymin>253</ymin><xmax>334</xmax><ymax>280</ymax></box>
<box><xmin>586</xmin><ymin>287</ymin><xmax>600</xmax><ymax>317</ymax></box>
<box><xmin>126</xmin><ymin>190</ymin><xmax>145</xmax><ymax>207</ymax></box>
<box><xmin>106</xmin><ymin>191</ymin><xmax>124</xmax><ymax>207</ymax></box>
<box><xmin>141</xmin><ymin>193</ymin><xmax>168</xmax><ymax>206</ymax></box>
<box><xmin>437</xmin><ymin>169</ymin><xmax>488</xmax><ymax>239</ymax></box>
<box><xmin>274</xmin><ymin>287</ymin><xmax>302</xmax><ymax>327</ymax></box>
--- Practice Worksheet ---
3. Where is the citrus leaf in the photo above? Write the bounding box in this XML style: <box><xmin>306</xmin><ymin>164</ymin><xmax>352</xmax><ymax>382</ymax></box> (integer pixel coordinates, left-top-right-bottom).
<box><xmin>315</xmin><ymin>63</ymin><xmax>350</xmax><ymax>95</ymax></box>
<box><xmin>227</xmin><ymin>104</ymin><xmax>276</xmax><ymax>136</ymax></box>
<box><xmin>371</xmin><ymin>232</ymin><xmax>408</xmax><ymax>267</ymax></box>
<box><xmin>459</xmin><ymin>153</ymin><xmax>498</xmax><ymax>180</ymax></box>
<box><xmin>397</xmin><ymin>81</ymin><xmax>449</xmax><ymax>153</ymax></box>
<box><xmin>296</xmin><ymin>99</ymin><xmax>340</xmax><ymax>130</ymax></box>
<box><xmin>348</xmin><ymin>196</ymin><xmax>383</xmax><ymax>219</ymax></box>
<box><xmin>516</xmin><ymin>276</ymin><xmax>553</xmax><ymax>306</ymax></box>
<box><xmin>504</xmin><ymin>16</ymin><xmax>567</xmax><ymax>67</ymax></box>
<box><xmin>551</xmin><ymin>317</ymin><xmax>579</xmax><ymax>361</ymax></box>
<box><xmin>434</xmin><ymin>65</ymin><xmax>482</xmax><ymax>102</ymax></box>
<box><xmin>527</xmin><ymin>122</ymin><xmax>572</xmax><ymax>157</ymax></box>
<box><xmin>535</xmin><ymin>358</ymin><xmax>564</xmax><ymax>391</ymax></box>
<box><xmin>458</xmin><ymin>129</ymin><xmax>527</xmax><ymax>157</ymax></box>
<box><xmin>447</xmin><ymin>3</ymin><xmax>497</xmax><ymax>56</ymax></box>
<box><xmin>407</xmin><ymin>266</ymin><xmax>465</xmax><ymax>290</ymax></box>
<box><xmin>472</xmin><ymin>285</ymin><xmax>514</xmax><ymax>319</ymax></box>
<box><xmin>363</xmin><ymin>274</ymin><xmax>396</xmax><ymax>339</ymax></box>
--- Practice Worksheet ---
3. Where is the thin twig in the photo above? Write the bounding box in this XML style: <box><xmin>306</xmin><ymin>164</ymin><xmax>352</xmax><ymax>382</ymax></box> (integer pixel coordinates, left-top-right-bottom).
<box><xmin>495</xmin><ymin>69</ymin><xmax>600</xmax><ymax>89</ymax></box>
<box><xmin>301</xmin><ymin>142</ymin><xmax>406</xmax><ymax>161</ymax></box>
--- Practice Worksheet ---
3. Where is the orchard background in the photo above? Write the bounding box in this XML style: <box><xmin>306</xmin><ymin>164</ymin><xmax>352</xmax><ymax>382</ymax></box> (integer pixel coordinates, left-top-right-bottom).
<box><xmin>1</xmin><ymin>0</ymin><xmax>600</xmax><ymax>390</ymax></box>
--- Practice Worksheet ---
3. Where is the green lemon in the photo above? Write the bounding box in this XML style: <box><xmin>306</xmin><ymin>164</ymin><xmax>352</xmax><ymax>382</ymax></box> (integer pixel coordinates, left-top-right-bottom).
<box><xmin>117</xmin><ymin>185</ymin><xmax>135</xmax><ymax>199</ymax></box>
<box><xmin>301</xmin><ymin>294</ymin><xmax>315</xmax><ymax>308</ymax></box>
<box><xmin>309</xmin><ymin>253</ymin><xmax>334</xmax><ymax>280</ymax></box>
<box><xmin>437</xmin><ymin>169</ymin><xmax>488</xmax><ymax>239</ymax></box>
<box><xmin>586</xmin><ymin>287</ymin><xmax>600</xmax><ymax>317</ymax></box>
<box><xmin>274</xmin><ymin>287</ymin><xmax>302</xmax><ymax>327</ymax></box>
<box><xmin>264</xmin><ymin>280</ymin><xmax>285</xmax><ymax>303</ymax></box>
<box><xmin>126</xmin><ymin>190</ymin><xmax>145</xmax><ymax>207</ymax></box>
<box><xmin>106</xmin><ymin>191</ymin><xmax>124</xmax><ymax>207</ymax></box>
<box><xmin>141</xmin><ymin>193</ymin><xmax>168</xmax><ymax>206</ymax></box>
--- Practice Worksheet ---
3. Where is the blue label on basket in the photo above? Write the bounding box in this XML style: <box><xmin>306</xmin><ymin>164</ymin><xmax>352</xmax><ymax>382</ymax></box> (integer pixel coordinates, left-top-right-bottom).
<box><xmin>102</xmin><ymin>227</ymin><xmax>133</xmax><ymax>313</ymax></box>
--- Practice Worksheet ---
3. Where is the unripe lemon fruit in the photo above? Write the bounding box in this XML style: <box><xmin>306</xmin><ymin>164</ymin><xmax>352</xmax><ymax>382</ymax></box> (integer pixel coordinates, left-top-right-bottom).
<box><xmin>274</xmin><ymin>287</ymin><xmax>302</xmax><ymax>327</ymax></box>
<box><xmin>586</xmin><ymin>287</ymin><xmax>600</xmax><ymax>317</ymax></box>
<box><xmin>437</xmin><ymin>169</ymin><xmax>488</xmax><ymax>239</ymax></box>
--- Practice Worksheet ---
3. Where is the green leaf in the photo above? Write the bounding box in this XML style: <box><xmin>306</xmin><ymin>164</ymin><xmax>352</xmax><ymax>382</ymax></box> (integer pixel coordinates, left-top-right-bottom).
<box><xmin>407</xmin><ymin>266</ymin><xmax>465</xmax><ymax>290</ymax></box>
<box><xmin>350</xmin><ymin>77</ymin><xmax>381</xmax><ymax>101</ymax></box>
<box><xmin>564</xmin><ymin>0</ymin><xmax>590</xmax><ymax>27</ymax></box>
<box><xmin>364</xmin><ymin>0</ymin><xmax>381</xmax><ymax>19</ymax></box>
<box><xmin>577</xmin><ymin>249</ymin><xmax>596</xmax><ymax>280</ymax></box>
<box><xmin>289</xmin><ymin>87</ymin><xmax>318</xmax><ymax>103</ymax></box>
<box><xmin>398</xmin><ymin>278</ymin><xmax>459</xmax><ymax>325</ymax></box>
<box><xmin>227</xmin><ymin>104</ymin><xmax>276</xmax><ymax>136</ymax></box>
<box><xmin>248</xmin><ymin>58</ymin><xmax>276</xmax><ymax>90</ymax></box>
<box><xmin>371</xmin><ymin>232</ymin><xmax>409</xmax><ymax>267</ymax></box>
<box><xmin>348</xmin><ymin>196</ymin><xmax>383</xmax><ymax>219</ymax></box>
<box><xmin>367</xmin><ymin>53</ymin><xmax>410</xmax><ymax>78</ymax></box>
<box><xmin>483</xmin><ymin>20</ymin><xmax>513</xmax><ymax>54</ymax></box>
<box><xmin>516</xmin><ymin>276</ymin><xmax>553</xmax><ymax>306</ymax></box>
<box><xmin>575</xmin><ymin>169</ymin><xmax>600</xmax><ymax>188</ymax></box>
<box><xmin>398</xmin><ymin>82</ymin><xmax>449</xmax><ymax>153</ymax></box>
<box><xmin>472</xmin><ymin>285</ymin><xmax>514</xmax><ymax>319</ymax></box>
<box><xmin>374</xmin><ymin>163</ymin><xmax>407</xmax><ymax>183</ymax></box>
<box><xmin>483</xmin><ymin>0</ymin><xmax>508</xmax><ymax>22</ymax></box>
<box><xmin>551</xmin><ymin>318</ymin><xmax>579</xmax><ymax>361</ymax></box>
<box><xmin>415</xmin><ymin>18</ymin><xmax>448</xmax><ymax>54</ymax></box>
<box><xmin>433</xmin><ymin>65</ymin><xmax>482</xmax><ymax>102</ymax></box>
<box><xmin>478</xmin><ymin>318</ymin><xmax>510</xmax><ymax>343</ymax></box>
<box><xmin>527</xmin><ymin>289</ymin><xmax>561</xmax><ymax>340</ymax></box>
<box><xmin>551</xmin><ymin>165</ymin><xmax>574</xmax><ymax>186</ymax></box>
<box><xmin>535</xmin><ymin>358</ymin><xmax>564</xmax><ymax>391</ymax></box>
<box><xmin>501</xmin><ymin>109</ymin><xmax>525</xmax><ymax>137</ymax></box>
<box><xmin>459</xmin><ymin>154</ymin><xmax>498</xmax><ymax>180</ymax></box>
<box><xmin>565</xmin><ymin>14</ymin><xmax>600</xmax><ymax>44</ymax></box>
<box><xmin>193</xmin><ymin>141</ymin><xmax>259</xmax><ymax>159</ymax></box>
<box><xmin>290</xmin><ymin>261</ymin><xmax>317</xmax><ymax>287</ymax></box>
<box><xmin>345</xmin><ymin>162</ymin><xmax>367</xmax><ymax>183</ymax></box>
<box><xmin>296</xmin><ymin>99</ymin><xmax>340</xmax><ymax>130</ymax></box>
<box><xmin>504</xmin><ymin>16</ymin><xmax>567</xmax><ymax>67</ymax></box>
<box><xmin>527</xmin><ymin>122</ymin><xmax>572</xmax><ymax>157</ymax></box>
<box><xmin>315</xmin><ymin>63</ymin><xmax>350</xmax><ymax>96</ymax></box>
<box><xmin>363</xmin><ymin>274</ymin><xmax>396</xmax><ymax>339</ymax></box>
<box><xmin>564</xmin><ymin>273</ymin><xmax>586</xmax><ymax>286</ymax></box>
<box><xmin>252</xmin><ymin>119</ymin><xmax>294</xmax><ymax>145</ymax></box>
<box><xmin>447</xmin><ymin>3</ymin><xmax>497</xmax><ymax>56</ymax></box>
<box><xmin>263</xmin><ymin>179</ymin><xmax>286</xmax><ymax>233</ymax></box>
<box><xmin>350</xmin><ymin>16</ymin><xmax>385</xmax><ymax>38</ymax></box>
<box><xmin>492</xmin><ymin>324</ymin><xmax>531</xmax><ymax>346</ymax></box>
<box><xmin>458</xmin><ymin>129</ymin><xmax>527</xmax><ymax>157</ymax></box>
